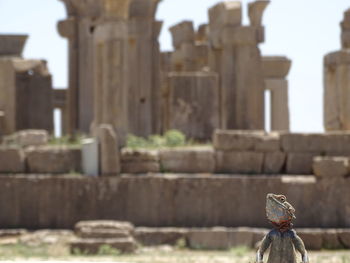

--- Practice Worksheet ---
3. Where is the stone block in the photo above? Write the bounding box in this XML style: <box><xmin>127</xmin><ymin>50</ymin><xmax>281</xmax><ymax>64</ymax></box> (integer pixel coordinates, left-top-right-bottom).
<box><xmin>216</xmin><ymin>151</ymin><xmax>264</xmax><ymax>174</ymax></box>
<box><xmin>121</xmin><ymin>162</ymin><xmax>160</xmax><ymax>174</ymax></box>
<box><xmin>213</xmin><ymin>130</ymin><xmax>265</xmax><ymax>151</ymax></box>
<box><xmin>77</xmin><ymin>229</ymin><xmax>130</xmax><ymax>239</ymax></box>
<box><xmin>11</xmin><ymin>130</ymin><xmax>49</xmax><ymax>147</ymax></box>
<box><xmin>222</xmin><ymin>26</ymin><xmax>258</xmax><ymax>46</ymax></box>
<box><xmin>167</xmin><ymin>72</ymin><xmax>220</xmax><ymax>140</ymax></box>
<box><xmin>296</xmin><ymin>229</ymin><xmax>323</xmax><ymax>250</ymax></box>
<box><xmin>322</xmin><ymin>229</ymin><xmax>342</xmax><ymax>249</ymax></box>
<box><xmin>97</xmin><ymin>124</ymin><xmax>120</xmax><ymax>175</ymax></box>
<box><xmin>248</xmin><ymin>1</ymin><xmax>270</xmax><ymax>27</ymax></box>
<box><xmin>70</xmin><ymin>237</ymin><xmax>136</xmax><ymax>254</ymax></box>
<box><xmin>208</xmin><ymin>2</ymin><xmax>242</xmax><ymax>29</ymax></box>
<box><xmin>0</xmin><ymin>35</ymin><xmax>28</xmax><ymax>57</ymax></box>
<box><xmin>160</xmin><ymin>147</ymin><xmax>215</xmax><ymax>173</ymax></box>
<box><xmin>0</xmin><ymin>147</ymin><xmax>25</xmax><ymax>173</ymax></box>
<box><xmin>228</xmin><ymin>227</ymin><xmax>255</xmax><ymax>248</ymax></box>
<box><xmin>169</xmin><ymin>21</ymin><xmax>195</xmax><ymax>49</ymax></box>
<box><xmin>82</xmin><ymin>138</ymin><xmax>99</xmax><ymax>177</ymax></box>
<box><xmin>342</xmin><ymin>31</ymin><xmax>350</xmax><ymax>49</ymax></box>
<box><xmin>286</xmin><ymin>153</ymin><xmax>315</xmax><ymax>175</ymax></box>
<box><xmin>338</xmin><ymin>229</ymin><xmax>350</xmax><ymax>248</ymax></box>
<box><xmin>262</xmin><ymin>56</ymin><xmax>292</xmax><ymax>79</ymax></box>
<box><xmin>25</xmin><ymin>146</ymin><xmax>81</xmax><ymax>174</ymax></box>
<box><xmin>255</xmin><ymin>133</ymin><xmax>281</xmax><ymax>152</ymax></box>
<box><xmin>135</xmin><ymin>227</ymin><xmax>189</xmax><ymax>246</ymax></box>
<box><xmin>263</xmin><ymin>152</ymin><xmax>286</xmax><ymax>174</ymax></box>
<box><xmin>75</xmin><ymin>221</ymin><xmax>134</xmax><ymax>234</ymax></box>
<box><xmin>0</xmin><ymin>229</ymin><xmax>27</xmax><ymax>238</ymax></box>
<box><xmin>312</xmin><ymin>156</ymin><xmax>349</xmax><ymax>178</ymax></box>
<box><xmin>187</xmin><ymin>228</ymin><xmax>230</xmax><ymax>250</ymax></box>
<box><xmin>121</xmin><ymin>149</ymin><xmax>159</xmax><ymax>162</ymax></box>
<box><xmin>188</xmin><ymin>227</ymin><xmax>255</xmax><ymax>250</ymax></box>
<box><xmin>281</xmin><ymin>133</ymin><xmax>327</xmax><ymax>153</ymax></box>
<box><xmin>281</xmin><ymin>133</ymin><xmax>350</xmax><ymax>154</ymax></box>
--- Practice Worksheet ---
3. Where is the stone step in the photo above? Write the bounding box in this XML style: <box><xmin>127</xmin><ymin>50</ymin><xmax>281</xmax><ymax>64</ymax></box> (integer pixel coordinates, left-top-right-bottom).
<box><xmin>70</xmin><ymin>237</ymin><xmax>136</xmax><ymax>254</ymax></box>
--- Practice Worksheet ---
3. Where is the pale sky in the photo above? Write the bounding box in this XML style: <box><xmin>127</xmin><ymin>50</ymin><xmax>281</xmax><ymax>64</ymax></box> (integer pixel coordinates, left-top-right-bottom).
<box><xmin>0</xmin><ymin>0</ymin><xmax>349</xmax><ymax>133</ymax></box>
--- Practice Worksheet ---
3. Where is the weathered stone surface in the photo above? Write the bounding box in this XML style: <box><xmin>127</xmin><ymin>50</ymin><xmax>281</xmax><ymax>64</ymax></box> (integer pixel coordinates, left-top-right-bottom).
<box><xmin>248</xmin><ymin>0</ymin><xmax>270</xmax><ymax>27</ymax></box>
<box><xmin>97</xmin><ymin>124</ymin><xmax>120</xmax><ymax>176</ymax></box>
<box><xmin>160</xmin><ymin>147</ymin><xmax>215</xmax><ymax>173</ymax></box>
<box><xmin>25</xmin><ymin>146</ymin><xmax>81</xmax><ymax>174</ymax></box>
<box><xmin>135</xmin><ymin>227</ymin><xmax>188</xmax><ymax>246</ymax></box>
<box><xmin>296</xmin><ymin>229</ymin><xmax>323</xmax><ymax>250</ymax></box>
<box><xmin>0</xmin><ymin>58</ymin><xmax>53</xmax><ymax>135</ymax></box>
<box><xmin>75</xmin><ymin>221</ymin><xmax>134</xmax><ymax>234</ymax></box>
<box><xmin>188</xmin><ymin>227</ymin><xmax>254</xmax><ymax>250</ymax></box>
<box><xmin>0</xmin><ymin>176</ymin><xmax>349</xmax><ymax>229</ymax></box>
<box><xmin>121</xmin><ymin>149</ymin><xmax>159</xmax><ymax>162</ymax></box>
<box><xmin>0</xmin><ymin>35</ymin><xmax>28</xmax><ymax>57</ymax></box>
<box><xmin>324</xmin><ymin>49</ymin><xmax>350</xmax><ymax>131</ymax></box>
<box><xmin>214</xmin><ymin>130</ymin><xmax>279</xmax><ymax>152</ymax></box>
<box><xmin>213</xmin><ymin>130</ymin><xmax>265</xmax><ymax>151</ymax></box>
<box><xmin>339</xmin><ymin>229</ymin><xmax>350</xmax><ymax>248</ymax></box>
<box><xmin>222</xmin><ymin>26</ymin><xmax>258</xmax><ymax>46</ymax></box>
<box><xmin>187</xmin><ymin>228</ymin><xmax>231</xmax><ymax>250</ymax></box>
<box><xmin>169</xmin><ymin>21</ymin><xmax>195</xmax><ymax>49</ymax></box>
<box><xmin>0</xmin><ymin>147</ymin><xmax>25</xmax><ymax>173</ymax></box>
<box><xmin>263</xmin><ymin>151</ymin><xmax>286</xmax><ymax>174</ymax></box>
<box><xmin>70</xmin><ymin>237</ymin><xmax>136</xmax><ymax>254</ymax></box>
<box><xmin>121</xmin><ymin>161</ymin><xmax>160</xmax><ymax>174</ymax></box>
<box><xmin>216</xmin><ymin>151</ymin><xmax>264</xmax><ymax>174</ymax></box>
<box><xmin>265</xmin><ymin>79</ymin><xmax>290</xmax><ymax>131</ymax></box>
<box><xmin>286</xmin><ymin>153</ymin><xmax>315</xmax><ymax>174</ymax></box>
<box><xmin>0</xmin><ymin>229</ymin><xmax>27</xmax><ymax>237</ymax></box>
<box><xmin>208</xmin><ymin>1</ymin><xmax>242</xmax><ymax>48</ymax></box>
<box><xmin>280</xmin><ymin>133</ymin><xmax>350</xmax><ymax>153</ymax></box>
<box><xmin>312</xmin><ymin>156</ymin><xmax>349</xmax><ymax>178</ymax></box>
<box><xmin>322</xmin><ymin>229</ymin><xmax>342</xmax><ymax>249</ymax></box>
<box><xmin>11</xmin><ymin>130</ymin><xmax>49</xmax><ymax>147</ymax></box>
<box><xmin>255</xmin><ymin>133</ymin><xmax>280</xmax><ymax>152</ymax></box>
<box><xmin>166</xmin><ymin>72</ymin><xmax>220</xmax><ymax>140</ymax></box>
<box><xmin>262</xmin><ymin>56</ymin><xmax>292</xmax><ymax>79</ymax></box>
<box><xmin>77</xmin><ymin>229</ymin><xmax>130</xmax><ymax>239</ymax></box>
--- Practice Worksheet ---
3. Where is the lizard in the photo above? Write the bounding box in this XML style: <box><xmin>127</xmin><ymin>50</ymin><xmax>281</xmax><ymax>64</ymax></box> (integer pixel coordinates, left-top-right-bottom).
<box><xmin>256</xmin><ymin>193</ymin><xmax>309</xmax><ymax>263</ymax></box>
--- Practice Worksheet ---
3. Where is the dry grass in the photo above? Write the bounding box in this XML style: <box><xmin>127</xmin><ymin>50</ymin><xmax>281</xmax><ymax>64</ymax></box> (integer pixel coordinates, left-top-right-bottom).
<box><xmin>0</xmin><ymin>243</ymin><xmax>350</xmax><ymax>262</ymax></box>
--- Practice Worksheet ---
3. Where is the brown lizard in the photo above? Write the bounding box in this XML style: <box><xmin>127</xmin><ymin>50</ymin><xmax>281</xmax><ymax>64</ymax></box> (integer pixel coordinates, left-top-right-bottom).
<box><xmin>256</xmin><ymin>193</ymin><xmax>309</xmax><ymax>263</ymax></box>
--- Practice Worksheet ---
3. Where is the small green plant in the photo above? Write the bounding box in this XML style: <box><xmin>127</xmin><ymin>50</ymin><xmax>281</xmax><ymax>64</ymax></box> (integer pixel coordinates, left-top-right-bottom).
<box><xmin>97</xmin><ymin>244</ymin><xmax>121</xmax><ymax>256</ymax></box>
<box><xmin>49</xmin><ymin>134</ymin><xmax>86</xmax><ymax>146</ymax></box>
<box><xmin>175</xmin><ymin>238</ymin><xmax>187</xmax><ymax>250</ymax></box>
<box><xmin>164</xmin><ymin>130</ymin><xmax>186</xmax><ymax>147</ymax></box>
<box><xmin>126</xmin><ymin>130</ymin><xmax>187</xmax><ymax>149</ymax></box>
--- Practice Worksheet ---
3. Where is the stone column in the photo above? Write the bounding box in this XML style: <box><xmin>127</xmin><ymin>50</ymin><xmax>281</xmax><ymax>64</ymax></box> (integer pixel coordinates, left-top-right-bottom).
<box><xmin>169</xmin><ymin>21</ymin><xmax>196</xmax><ymax>72</ymax></box>
<box><xmin>324</xmin><ymin>9</ymin><xmax>350</xmax><ymax>131</ymax></box>
<box><xmin>262</xmin><ymin>56</ymin><xmax>291</xmax><ymax>131</ymax></box>
<box><xmin>58</xmin><ymin>0</ymin><xmax>99</xmax><ymax>135</ymax></box>
<box><xmin>127</xmin><ymin>0</ymin><xmax>163</xmax><ymax>137</ymax></box>
<box><xmin>92</xmin><ymin>1</ymin><xmax>130</xmax><ymax>140</ymax></box>
<box><xmin>208</xmin><ymin>0</ymin><xmax>269</xmax><ymax>130</ymax></box>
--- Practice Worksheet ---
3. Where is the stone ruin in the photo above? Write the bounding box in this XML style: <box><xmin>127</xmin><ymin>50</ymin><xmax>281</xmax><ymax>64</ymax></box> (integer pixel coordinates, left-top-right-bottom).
<box><xmin>38</xmin><ymin>0</ymin><xmax>292</xmax><ymax>143</ymax></box>
<box><xmin>0</xmin><ymin>35</ymin><xmax>53</xmax><ymax>136</ymax></box>
<box><xmin>0</xmin><ymin>1</ymin><xmax>350</xmax><ymax>252</ymax></box>
<box><xmin>324</xmin><ymin>8</ymin><xmax>350</xmax><ymax>131</ymax></box>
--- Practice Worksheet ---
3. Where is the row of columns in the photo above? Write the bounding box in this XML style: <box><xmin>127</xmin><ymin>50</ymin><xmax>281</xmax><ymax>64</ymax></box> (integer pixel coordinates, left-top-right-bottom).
<box><xmin>58</xmin><ymin>0</ymin><xmax>162</xmax><ymax>139</ymax></box>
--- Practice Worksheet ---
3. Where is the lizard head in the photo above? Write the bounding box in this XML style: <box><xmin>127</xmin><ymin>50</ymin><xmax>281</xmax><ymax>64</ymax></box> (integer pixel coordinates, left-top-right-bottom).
<box><xmin>266</xmin><ymin>193</ymin><xmax>296</xmax><ymax>224</ymax></box>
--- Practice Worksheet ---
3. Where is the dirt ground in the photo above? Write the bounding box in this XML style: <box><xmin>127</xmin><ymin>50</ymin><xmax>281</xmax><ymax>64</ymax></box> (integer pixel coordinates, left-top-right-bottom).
<box><xmin>0</xmin><ymin>231</ymin><xmax>350</xmax><ymax>262</ymax></box>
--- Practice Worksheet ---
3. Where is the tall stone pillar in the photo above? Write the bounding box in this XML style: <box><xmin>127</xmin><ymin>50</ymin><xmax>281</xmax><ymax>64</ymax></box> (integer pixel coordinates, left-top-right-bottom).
<box><xmin>262</xmin><ymin>56</ymin><xmax>291</xmax><ymax>131</ymax></box>
<box><xmin>209</xmin><ymin>1</ymin><xmax>269</xmax><ymax>130</ymax></box>
<box><xmin>92</xmin><ymin>1</ymin><xmax>130</xmax><ymax>139</ymax></box>
<box><xmin>58</xmin><ymin>0</ymin><xmax>99</xmax><ymax>134</ymax></box>
<box><xmin>127</xmin><ymin>0</ymin><xmax>163</xmax><ymax>137</ymax></box>
<box><xmin>324</xmin><ymin>9</ymin><xmax>350</xmax><ymax>131</ymax></box>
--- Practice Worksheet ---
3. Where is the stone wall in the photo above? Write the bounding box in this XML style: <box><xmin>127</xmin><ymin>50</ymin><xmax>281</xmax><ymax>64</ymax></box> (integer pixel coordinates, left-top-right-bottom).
<box><xmin>0</xmin><ymin>175</ymin><xmax>348</xmax><ymax>229</ymax></box>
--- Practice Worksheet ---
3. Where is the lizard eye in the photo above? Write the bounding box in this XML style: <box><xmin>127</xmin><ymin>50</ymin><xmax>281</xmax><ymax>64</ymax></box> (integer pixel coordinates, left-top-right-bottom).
<box><xmin>279</xmin><ymin>196</ymin><xmax>286</xmax><ymax>202</ymax></box>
